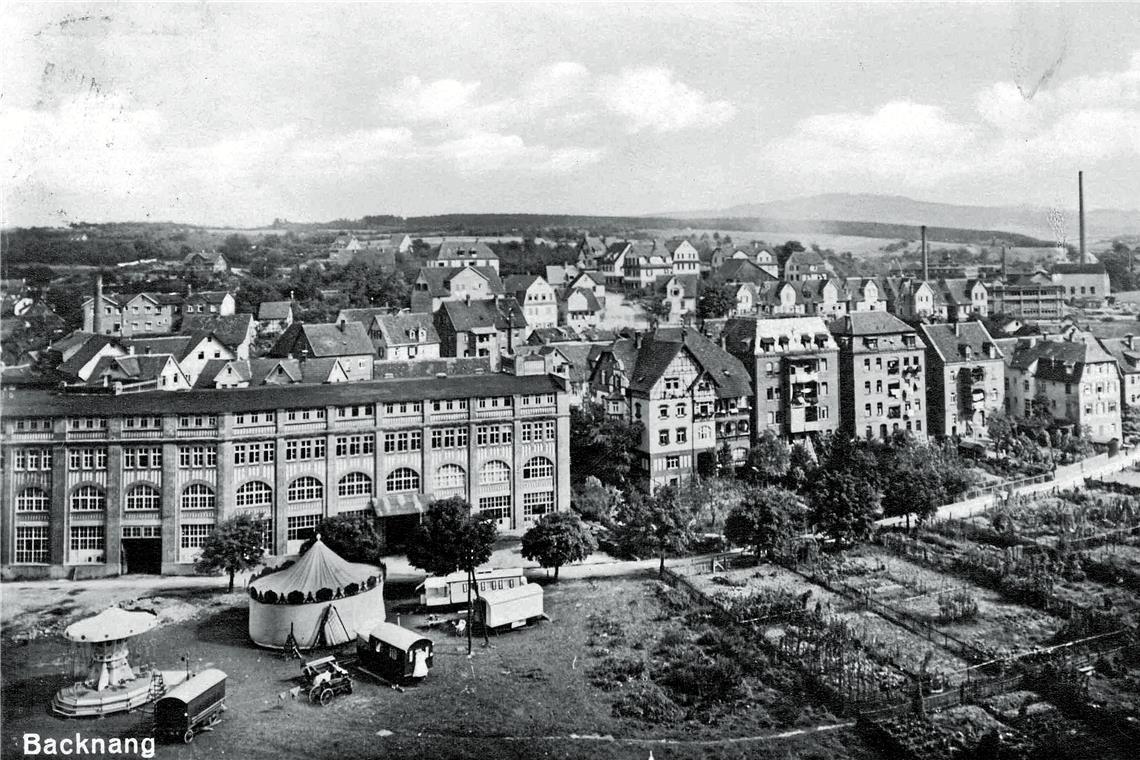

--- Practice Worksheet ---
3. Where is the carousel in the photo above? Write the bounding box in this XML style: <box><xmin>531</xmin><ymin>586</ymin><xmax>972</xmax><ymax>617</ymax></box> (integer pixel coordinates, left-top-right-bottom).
<box><xmin>51</xmin><ymin>607</ymin><xmax>189</xmax><ymax>717</ymax></box>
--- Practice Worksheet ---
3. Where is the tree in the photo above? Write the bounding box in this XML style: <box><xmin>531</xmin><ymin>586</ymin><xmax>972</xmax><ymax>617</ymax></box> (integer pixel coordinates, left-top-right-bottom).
<box><xmin>406</xmin><ymin>497</ymin><xmax>498</xmax><ymax>654</ymax></box>
<box><xmin>987</xmin><ymin>410</ymin><xmax>1016</xmax><ymax>454</ymax></box>
<box><xmin>724</xmin><ymin>487</ymin><xmax>805</xmax><ymax>559</ymax></box>
<box><xmin>746</xmin><ymin>430</ymin><xmax>791</xmax><ymax>484</ymax></box>
<box><xmin>807</xmin><ymin>464</ymin><xmax>881</xmax><ymax>547</ymax></box>
<box><xmin>195</xmin><ymin>513</ymin><xmax>267</xmax><ymax>591</ymax></box>
<box><xmin>569</xmin><ymin>402</ymin><xmax>643</xmax><ymax>488</ymax></box>
<box><xmin>639</xmin><ymin>293</ymin><xmax>671</xmax><ymax>321</ymax></box>
<box><xmin>521</xmin><ymin>512</ymin><xmax>597</xmax><ymax>580</ymax></box>
<box><xmin>879</xmin><ymin>436</ymin><xmax>948</xmax><ymax>526</ymax></box>
<box><xmin>572</xmin><ymin>476</ymin><xmax>623</xmax><ymax>522</ymax></box>
<box><xmin>786</xmin><ymin>441</ymin><xmax>817</xmax><ymax>492</ymax></box>
<box><xmin>697</xmin><ymin>283</ymin><xmax>737</xmax><ymax>319</ymax></box>
<box><xmin>299</xmin><ymin>514</ymin><xmax>387</xmax><ymax>568</ymax></box>
<box><xmin>612</xmin><ymin>485</ymin><xmax>694</xmax><ymax>575</ymax></box>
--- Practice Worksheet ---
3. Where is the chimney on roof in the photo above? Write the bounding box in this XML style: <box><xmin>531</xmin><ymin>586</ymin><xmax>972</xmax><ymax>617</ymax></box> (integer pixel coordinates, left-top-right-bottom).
<box><xmin>93</xmin><ymin>274</ymin><xmax>104</xmax><ymax>335</ymax></box>
<box><xmin>921</xmin><ymin>225</ymin><xmax>928</xmax><ymax>281</ymax></box>
<box><xmin>1079</xmin><ymin>171</ymin><xmax>1087</xmax><ymax>264</ymax></box>
<box><xmin>1128</xmin><ymin>334</ymin><xmax>1135</xmax><ymax>351</ymax></box>
<box><xmin>954</xmin><ymin>322</ymin><xmax>961</xmax><ymax>337</ymax></box>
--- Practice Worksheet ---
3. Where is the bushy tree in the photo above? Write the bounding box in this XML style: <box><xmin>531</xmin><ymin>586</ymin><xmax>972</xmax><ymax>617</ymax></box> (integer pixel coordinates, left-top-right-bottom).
<box><xmin>786</xmin><ymin>441</ymin><xmax>817</xmax><ymax>492</ymax></box>
<box><xmin>195</xmin><ymin>513</ymin><xmax>268</xmax><ymax>591</ymax></box>
<box><xmin>572</xmin><ymin>476</ymin><xmax>623</xmax><ymax>522</ymax></box>
<box><xmin>746</xmin><ymin>430</ymin><xmax>791</xmax><ymax>484</ymax></box>
<box><xmin>612</xmin><ymin>485</ymin><xmax>694</xmax><ymax>575</ymax></box>
<box><xmin>521</xmin><ymin>512</ymin><xmax>597</xmax><ymax>580</ymax></box>
<box><xmin>697</xmin><ymin>283</ymin><xmax>737</xmax><ymax>319</ymax></box>
<box><xmin>724</xmin><ymin>487</ymin><xmax>805</xmax><ymax>559</ymax></box>
<box><xmin>299</xmin><ymin>514</ymin><xmax>386</xmax><ymax>568</ymax></box>
<box><xmin>406</xmin><ymin>497</ymin><xmax>498</xmax><ymax>653</ymax></box>
<box><xmin>987</xmin><ymin>410</ymin><xmax>1015</xmax><ymax>453</ymax></box>
<box><xmin>808</xmin><ymin>467</ymin><xmax>882</xmax><ymax>546</ymax></box>
<box><xmin>879</xmin><ymin>436</ymin><xmax>948</xmax><ymax>526</ymax></box>
<box><xmin>569</xmin><ymin>402</ymin><xmax>643</xmax><ymax>488</ymax></box>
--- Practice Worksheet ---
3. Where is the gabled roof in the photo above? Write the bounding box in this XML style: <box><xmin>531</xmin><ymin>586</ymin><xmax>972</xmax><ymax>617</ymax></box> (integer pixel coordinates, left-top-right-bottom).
<box><xmin>1099</xmin><ymin>337</ymin><xmax>1140</xmax><ymax>374</ymax></box>
<box><xmin>336</xmin><ymin>307</ymin><xmax>390</xmax><ymax>328</ymax></box>
<box><xmin>183</xmin><ymin>250</ymin><xmax>226</xmax><ymax>264</ymax></box>
<box><xmin>567</xmin><ymin>270</ymin><xmax>603</xmax><ymax>289</ymax></box>
<box><xmin>785</xmin><ymin>250</ymin><xmax>827</xmax><ymax>268</ymax></box>
<box><xmin>248</xmin><ymin>358</ymin><xmax>303</xmax><ymax>384</ymax></box>
<box><xmin>666</xmin><ymin>274</ymin><xmax>700</xmax><ymax>298</ymax></box>
<box><xmin>629</xmin><ymin>327</ymin><xmax>750</xmax><ymax>398</ymax></box>
<box><xmin>415</xmin><ymin>266</ymin><xmax>505</xmax><ymax>296</ymax></box>
<box><xmin>937</xmin><ymin>278</ymin><xmax>985</xmax><ymax>306</ymax></box>
<box><xmin>374</xmin><ymin>312</ymin><xmax>439</xmax><ymax>347</ymax></box>
<box><xmin>798</xmin><ymin>277</ymin><xmax>848</xmax><ymax>303</ymax></box>
<box><xmin>258</xmin><ymin>301</ymin><xmax>294</xmax><ymax>320</ymax></box>
<box><xmin>300</xmin><ymin>357</ymin><xmax>350</xmax><ymax>384</ymax></box>
<box><xmin>435</xmin><ymin>240</ymin><xmax>497</xmax><ymax>261</ymax></box>
<box><xmin>1053</xmin><ymin>263</ymin><xmax>1107</xmax><ymax>275</ymax></box>
<box><xmin>439</xmin><ymin>298</ymin><xmax>527</xmax><ymax>333</ymax></box>
<box><xmin>601</xmin><ymin>241</ymin><xmax>633</xmax><ymax>263</ymax></box>
<box><xmin>1007</xmin><ymin>333</ymin><xmax>1116</xmax><ymax>380</ymax></box>
<box><xmin>828</xmin><ymin>312</ymin><xmax>915</xmax><ymax>337</ymax></box>
<box><xmin>503</xmin><ymin>274</ymin><xmax>548</xmax><ymax>298</ymax></box>
<box><xmin>86</xmin><ymin>354</ymin><xmax>179</xmax><ymax>386</ymax></box>
<box><xmin>125</xmin><ymin>335</ymin><xmax>196</xmax><ymax>361</ymax></box>
<box><xmin>717</xmin><ymin>258</ymin><xmax>776</xmax><ymax>285</ymax></box>
<box><xmin>184</xmin><ymin>290</ymin><xmax>232</xmax><ymax>305</ymax></box>
<box><xmin>920</xmin><ymin>322</ymin><xmax>1002</xmax><ymax>364</ymax></box>
<box><xmin>270</xmin><ymin>322</ymin><xmax>374</xmax><ymax>358</ymax></box>
<box><xmin>181</xmin><ymin>313</ymin><xmax>255</xmax><ymax>350</ymax></box>
<box><xmin>194</xmin><ymin>358</ymin><xmax>252</xmax><ymax>388</ymax></box>
<box><xmin>564</xmin><ymin>288</ymin><xmax>602</xmax><ymax>312</ymax></box>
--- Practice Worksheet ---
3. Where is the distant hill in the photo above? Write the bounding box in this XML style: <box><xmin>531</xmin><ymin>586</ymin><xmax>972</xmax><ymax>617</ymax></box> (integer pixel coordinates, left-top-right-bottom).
<box><xmin>659</xmin><ymin>193</ymin><xmax>1140</xmax><ymax>243</ymax></box>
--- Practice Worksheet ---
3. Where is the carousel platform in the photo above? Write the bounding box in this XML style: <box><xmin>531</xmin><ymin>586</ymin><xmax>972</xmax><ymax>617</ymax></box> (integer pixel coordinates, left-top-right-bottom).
<box><xmin>51</xmin><ymin>669</ymin><xmax>189</xmax><ymax>717</ymax></box>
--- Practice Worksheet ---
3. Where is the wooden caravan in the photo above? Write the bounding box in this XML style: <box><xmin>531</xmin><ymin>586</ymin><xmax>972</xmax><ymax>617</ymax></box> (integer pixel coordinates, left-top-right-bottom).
<box><xmin>356</xmin><ymin>623</ymin><xmax>433</xmax><ymax>683</ymax></box>
<box><xmin>154</xmin><ymin>669</ymin><xmax>227</xmax><ymax>744</ymax></box>
<box><xmin>473</xmin><ymin>584</ymin><xmax>546</xmax><ymax>631</ymax></box>
<box><xmin>416</xmin><ymin>567</ymin><xmax>527</xmax><ymax>608</ymax></box>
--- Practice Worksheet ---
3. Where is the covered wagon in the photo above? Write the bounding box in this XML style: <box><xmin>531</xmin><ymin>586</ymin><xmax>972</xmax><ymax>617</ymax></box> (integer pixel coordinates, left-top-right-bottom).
<box><xmin>356</xmin><ymin>622</ymin><xmax>433</xmax><ymax>683</ymax></box>
<box><xmin>416</xmin><ymin>567</ymin><xmax>526</xmax><ymax>608</ymax></box>
<box><xmin>473</xmin><ymin>584</ymin><xmax>546</xmax><ymax>631</ymax></box>
<box><xmin>154</xmin><ymin>668</ymin><xmax>227</xmax><ymax>744</ymax></box>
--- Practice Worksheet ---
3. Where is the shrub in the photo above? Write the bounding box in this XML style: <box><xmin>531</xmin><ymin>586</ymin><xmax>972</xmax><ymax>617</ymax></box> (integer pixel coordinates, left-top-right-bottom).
<box><xmin>588</xmin><ymin>655</ymin><xmax>646</xmax><ymax>691</ymax></box>
<box><xmin>654</xmin><ymin>656</ymin><xmax>744</xmax><ymax>706</ymax></box>
<box><xmin>611</xmin><ymin>681</ymin><xmax>684</xmax><ymax>723</ymax></box>
<box><xmin>938</xmin><ymin>589</ymin><xmax>979</xmax><ymax>622</ymax></box>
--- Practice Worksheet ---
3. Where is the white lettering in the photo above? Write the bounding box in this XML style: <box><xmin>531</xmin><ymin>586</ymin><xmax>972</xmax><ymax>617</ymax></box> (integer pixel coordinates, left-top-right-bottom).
<box><xmin>109</xmin><ymin>738</ymin><xmax>123</xmax><ymax>753</ymax></box>
<box><xmin>43</xmin><ymin>739</ymin><xmax>57</xmax><ymax>754</ymax></box>
<box><xmin>23</xmin><ymin>734</ymin><xmax>41</xmax><ymax>755</ymax></box>
<box><xmin>59</xmin><ymin>738</ymin><xmax>72</xmax><ymax>753</ymax></box>
<box><xmin>141</xmin><ymin>738</ymin><xmax>156</xmax><ymax>759</ymax></box>
<box><xmin>18</xmin><ymin>732</ymin><xmax>155</xmax><ymax>757</ymax></box>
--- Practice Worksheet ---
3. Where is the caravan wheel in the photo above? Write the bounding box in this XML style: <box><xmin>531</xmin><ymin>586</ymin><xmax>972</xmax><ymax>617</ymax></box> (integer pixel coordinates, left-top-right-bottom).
<box><xmin>319</xmin><ymin>688</ymin><xmax>334</xmax><ymax>707</ymax></box>
<box><xmin>182</xmin><ymin>730</ymin><xmax>195</xmax><ymax>744</ymax></box>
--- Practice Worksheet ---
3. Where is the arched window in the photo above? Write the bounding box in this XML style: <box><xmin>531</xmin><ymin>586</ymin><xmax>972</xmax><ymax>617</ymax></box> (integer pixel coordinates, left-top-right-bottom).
<box><xmin>125</xmin><ymin>484</ymin><xmax>161</xmax><ymax>511</ymax></box>
<box><xmin>181</xmin><ymin>484</ymin><xmax>215</xmax><ymax>511</ymax></box>
<box><xmin>386</xmin><ymin>468</ymin><xmax>420</xmax><ymax>493</ymax></box>
<box><xmin>288</xmin><ymin>476</ymin><xmax>324</xmax><ymax>502</ymax></box>
<box><xmin>523</xmin><ymin>457</ymin><xmax>554</xmax><ymax>480</ymax></box>
<box><xmin>338</xmin><ymin>472</ymin><xmax>373</xmax><ymax>497</ymax></box>
<box><xmin>71</xmin><ymin>485</ymin><xmax>106</xmax><ymax>511</ymax></box>
<box><xmin>480</xmin><ymin>460</ymin><xmax>511</xmax><ymax>486</ymax></box>
<box><xmin>16</xmin><ymin>487</ymin><xmax>49</xmax><ymax>512</ymax></box>
<box><xmin>436</xmin><ymin>464</ymin><xmax>466</xmax><ymax>490</ymax></box>
<box><xmin>235</xmin><ymin>481</ymin><xmax>273</xmax><ymax>508</ymax></box>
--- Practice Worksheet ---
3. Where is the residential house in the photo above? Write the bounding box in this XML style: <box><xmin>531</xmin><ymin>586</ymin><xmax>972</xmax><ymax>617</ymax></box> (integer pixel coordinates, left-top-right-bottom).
<box><xmin>1004</xmin><ymin>332</ymin><xmax>1122</xmax><ymax>442</ymax></box>
<box><xmin>754</xmin><ymin>281</ymin><xmax>804</xmax><ymax>316</ymax></box>
<box><xmin>545</xmin><ymin>264</ymin><xmax>579</xmax><ymax>287</ymax></box>
<box><xmin>716</xmin><ymin>258</ymin><xmax>777</xmax><ymax>287</ymax></box>
<box><xmin>182</xmin><ymin>250</ymin><xmax>229</xmax><ymax>273</ymax></box>
<box><xmin>798</xmin><ymin>279</ymin><xmax>849</xmax><ymax>319</ymax></box>
<box><xmin>559</xmin><ymin>288</ymin><xmax>604</xmax><ymax>331</ymax></box>
<box><xmin>431</xmin><ymin>240</ymin><xmax>500</xmax><ymax>272</ymax></box>
<box><xmin>784</xmin><ymin>250</ymin><xmax>829</xmax><ymax>282</ymax></box>
<box><xmin>883</xmin><ymin>278</ymin><xmax>945</xmax><ymax>321</ymax></box>
<box><xmin>44</xmin><ymin>333</ymin><xmax>128</xmax><ymax>382</ymax></box>
<box><xmin>667</xmin><ymin>240</ymin><xmax>701</xmax><ymax>276</ymax></box>
<box><xmin>194</xmin><ymin>358</ymin><xmax>252</xmax><ymax>389</ymax></box>
<box><xmin>126</xmin><ymin>333</ymin><xmax>237</xmax><ymax>386</ymax></box>
<box><xmin>577</xmin><ymin>236</ymin><xmax>607</xmax><ymax>269</ymax></box>
<box><xmin>86</xmin><ymin>353</ymin><xmax>191</xmax><ymax>392</ymax></box>
<box><xmin>1100</xmin><ymin>335</ymin><xmax>1140</xmax><ymax>409</ymax></box>
<box><xmin>935</xmin><ymin>279</ymin><xmax>989</xmax><ymax>321</ymax></box>
<box><xmin>82</xmin><ymin>292</ymin><xmax>182</xmax><ymax>337</ymax></box>
<box><xmin>434</xmin><ymin>298</ymin><xmax>528</xmax><ymax>370</ymax></box>
<box><xmin>181</xmin><ymin>313</ymin><xmax>257</xmax><ymax>359</ymax></box>
<box><xmin>829</xmin><ymin>312</ymin><xmax>928</xmax><ymax>440</ymax></box>
<box><xmin>268</xmin><ymin>322</ymin><xmax>375</xmax><ymax>381</ymax></box>
<box><xmin>845</xmin><ymin>278</ymin><xmax>889</xmax><ymax>312</ymax></box>
<box><xmin>588</xmin><ymin>337</ymin><xmax>639</xmax><ymax>415</ymax></box>
<box><xmin>722</xmin><ymin>316</ymin><xmax>841</xmax><ymax>442</ymax></box>
<box><xmin>726</xmin><ymin>283</ymin><xmax>758</xmax><ymax>316</ymax></box>
<box><xmin>181</xmin><ymin>291</ymin><xmax>236</xmax><ymax>319</ymax></box>
<box><xmin>411</xmin><ymin>266</ymin><xmax>505</xmax><ymax>313</ymax></box>
<box><xmin>600</xmin><ymin>241</ymin><xmax>632</xmax><ymax>289</ymax></box>
<box><xmin>920</xmin><ymin>322</ymin><xmax>1005</xmax><ymax>438</ymax></box>
<box><xmin>504</xmin><ymin>275</ymin><xmax>559</xmax><ymax>328</ymax></box>
<box><xmin>627</xmin><ymin>327</ymin><xmax>752</xmax><ymax>489</ymax></box>
<box><xmin>257</xmin><ymin>301</ymin><xmax>295</xmax><ymax>335</ymax></box>
<box><xmin>622</xmin><ymin>241</ymin><xmax>673</xmax><ymax>291</ymax></box>
<box><xmin>566</xmin><ymin>270</ymin><xmax>607</xmax><ymax>307</ymax></box>
<box><xmin>356</xmin><ymin>311</ymin><xmax>440</xmax><ymax>361</ymax></box>
<box><xmin>662</xmin><ymin>275</ymin><xmax>699</xmax><ymax>324</ymax></box>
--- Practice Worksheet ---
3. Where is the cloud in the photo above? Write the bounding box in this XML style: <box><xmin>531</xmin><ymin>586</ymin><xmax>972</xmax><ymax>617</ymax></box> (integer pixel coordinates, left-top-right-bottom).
<box><xmin>764</xmin><ymin>51</ymin><xmax>1140</xmax><ymax>190</ymax></box>
<box><xmin>382</xmin><ymin>76</ymin><xmax>485</xmax><ymax>124</ymax></box>
<box><xmin>427</xmin><ymin>131</ymin><xmax>602</xmax><ymax>174</ymax></box>
<box><xmin>597</xmin><ymin>67</ymin><xmax>736</xmax><ymax>133</ymax></box>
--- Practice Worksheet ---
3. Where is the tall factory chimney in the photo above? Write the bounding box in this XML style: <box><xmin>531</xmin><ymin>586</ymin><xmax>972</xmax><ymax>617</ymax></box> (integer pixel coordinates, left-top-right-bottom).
<box><xmin>1079</xmin><ymin>170</ymin><xmax>1087</xmax><ymax>264</ymax></box>
<box><xmin>921</xmin><ymin>225</ymin><xmax>929</xmax><ymax>281</ymax></box>
<box><xmin>1001</xmin><ymin>245</ymin><xmax>1008</xmax><ymax>281</ymax></box>
<box><xmin>93</xmin><ymin>274</ymin><xmax>104</xmax><ymax>335</ymax></box>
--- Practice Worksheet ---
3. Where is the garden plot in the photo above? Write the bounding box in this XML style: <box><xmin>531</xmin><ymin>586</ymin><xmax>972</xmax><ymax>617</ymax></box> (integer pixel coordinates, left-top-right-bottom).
<box><xmin>833</xmin><ymin>549</ymin><xmax>1058</xmax><ymax>658</ymax></box>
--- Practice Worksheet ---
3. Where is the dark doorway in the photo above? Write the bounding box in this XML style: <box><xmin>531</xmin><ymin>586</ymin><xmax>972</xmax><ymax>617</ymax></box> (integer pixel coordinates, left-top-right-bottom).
<box><xmin>122</xmin><ymin>539</ymin><xmax>162</xmax><ymax>574</ymax></box>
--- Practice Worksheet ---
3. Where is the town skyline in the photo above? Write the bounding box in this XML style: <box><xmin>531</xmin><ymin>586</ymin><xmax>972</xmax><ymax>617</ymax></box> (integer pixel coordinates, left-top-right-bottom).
<box><xmin>4</xmin><ymin>3</ymin><xmax>1140</xmax><ymax>228</ymax></box>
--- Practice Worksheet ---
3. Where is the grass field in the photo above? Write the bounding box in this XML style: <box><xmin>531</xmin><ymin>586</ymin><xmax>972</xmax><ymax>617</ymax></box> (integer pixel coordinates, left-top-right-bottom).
<box><xmin>2</xmin><ymin>577</ymin><xmax>876</xmax><ymax>760</ymax></box>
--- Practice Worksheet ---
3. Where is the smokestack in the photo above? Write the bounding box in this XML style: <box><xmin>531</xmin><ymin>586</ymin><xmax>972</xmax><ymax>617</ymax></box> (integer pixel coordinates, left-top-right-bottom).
<box><xmin>1079</xmin><ymin>171</ymin><xmax>1087</xmax><ymax>264</ymax></box>
<box><xmin>921</xmin><ymin>225</ymin><xmax>928</xmax><ymax>281</ymax></box>
<box><xmin>1001</xmin><ymin>245</ymin><xmax>1008</xmax><ymax>281</ymax></box>
<box><xmin>93</xmin><ymin>274</ymin><xmax>104</xmax><ymax>335</ymax></box>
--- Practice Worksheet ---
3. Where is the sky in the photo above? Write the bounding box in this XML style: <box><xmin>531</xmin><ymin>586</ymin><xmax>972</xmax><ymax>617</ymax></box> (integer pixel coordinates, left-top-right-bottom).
<box><xmin>2</xmin><ymin>2</ymin><xmax>1139</xmax><ymax>227</ymax></box>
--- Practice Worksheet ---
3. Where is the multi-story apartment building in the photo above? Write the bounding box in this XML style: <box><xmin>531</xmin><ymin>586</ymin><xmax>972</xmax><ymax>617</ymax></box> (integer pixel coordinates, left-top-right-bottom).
<box><xmin>666</xmin><ymin>240</ymin><xmax>701</xmax><ymax>276</ymax></box>
<box><xmin>83</xmin><ymin>291</ymin><xmax>182</xmax><ymax>337</ymax></box>
<box><xmin>829</xmin><ymin>312</ymin><xmax>928</xmax><ymax>440</ymax></box>
<box><xmin>1099</xmin><ymin>335</ymin><xmax>1140</xmax><ymax>409</ymax></box>
<box><xmin>504</xmin><ymin>275</ymin><xmax>558</xmax><ymax>329</ymax></box>
<box><xmin>1003</xmin><ymin>332</ymin><xmax>1122</xmax><ymax>442</ymax></box>
<box><xmin>431</xmin><ymin>241</ymin><xmax>500</xmax><ymax>272</ymax></box>
<box><xmin>0</xmin><ymin>374</ymin><xmax>570</xmax><ymax>579</ymax></box>
<box><xmin>920</xmin><ymin>322</ymin><xmax>1004</xmax><ymax>438</ymax></box>
<box><xmin>410</xmin><ymin>266</ymin><xmax>506</xmax><ymax>313</ymax></box>
<box><xmin>626</xmin><ymin>328</ymin><xmax>752</xmax><ymax>490</ymax></box>
<box><xmin>783</xmin><ymin>250</ymin><xmax>829</xmax><ymax>282</ymax></box>
<box><xmin>722</xmin><ymin>316</ymin><xmax>841</xmax><ymax>442</ymax></box>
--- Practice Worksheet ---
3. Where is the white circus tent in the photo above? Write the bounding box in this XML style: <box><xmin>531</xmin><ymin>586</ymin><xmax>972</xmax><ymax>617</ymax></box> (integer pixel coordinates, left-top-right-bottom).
<box><xmin>247</xmin><ymin>537</ymin><xmax>385</xmax><ymax>649</ymax></box>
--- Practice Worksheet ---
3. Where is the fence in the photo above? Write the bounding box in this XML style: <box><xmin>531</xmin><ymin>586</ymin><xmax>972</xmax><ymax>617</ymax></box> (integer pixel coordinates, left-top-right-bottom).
<box><xmin>666</xmin><ymin>550</ymin><xmax>740</xmax><ymax>578</ymax></box>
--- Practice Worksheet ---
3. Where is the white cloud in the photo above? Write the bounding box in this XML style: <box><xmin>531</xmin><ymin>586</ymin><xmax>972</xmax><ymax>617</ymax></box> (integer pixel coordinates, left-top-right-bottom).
<box><xmin>523</xmin><ymin>61</ymin><xmax>591</xmax><ymax>110</ymax></box>
<box><xmin>382</xmin><ymin>76</ymin><xmax>485</xmax><ymax>124</ymax></box>
<box><xmin>597</xmin><ymin>67</ymin><xmax>736</xmax><ymax>133</ymax></box>
<box><xmin>427</xmin><ymin>131</ymin><xmax>602</xmax><ymax>174</ymax></box>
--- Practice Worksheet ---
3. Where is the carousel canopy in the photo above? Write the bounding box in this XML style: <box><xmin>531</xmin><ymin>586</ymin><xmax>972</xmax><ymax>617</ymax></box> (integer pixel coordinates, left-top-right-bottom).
<box><xmin>249</xmin><ymin>537</ymin><xmax>381</xmax><ymax>600</ymax></box>
<box><xmin>64</xmin><ymin>607</ymin><xmax>159</xmax><ymax>643</ymax></box>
